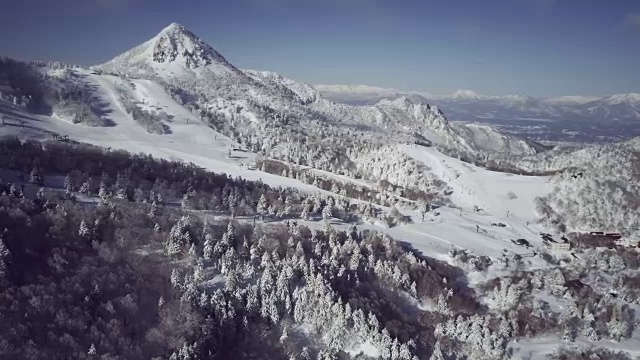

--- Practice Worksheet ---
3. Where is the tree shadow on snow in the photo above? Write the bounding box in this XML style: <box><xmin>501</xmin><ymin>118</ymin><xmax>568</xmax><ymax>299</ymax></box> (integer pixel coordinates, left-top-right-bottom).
<box><xmin>85</xmin><ymin>82</ymin><xmax>116</xmax><ymax>127</ymax></box>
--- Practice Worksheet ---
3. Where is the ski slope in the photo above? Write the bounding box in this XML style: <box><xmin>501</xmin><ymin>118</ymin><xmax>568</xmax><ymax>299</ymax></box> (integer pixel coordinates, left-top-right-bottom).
<box><xmin>401</xmin><ymin>144</ymin><xmax>549</xmax><ymax>221</ymax></box>
<box><xmin>295</xmin><ymin>145</ymin><xmax>554</xmax><ymax>263</ymax></box>
<box><xmin>0</xmin><ymin>68</ymin><xmax>557</xmax><ymax>264</ymax></box>
<box><xmin>0</xmin><ymin>69</ymin><xmax>331</xmax><ymax>196</ymax></box>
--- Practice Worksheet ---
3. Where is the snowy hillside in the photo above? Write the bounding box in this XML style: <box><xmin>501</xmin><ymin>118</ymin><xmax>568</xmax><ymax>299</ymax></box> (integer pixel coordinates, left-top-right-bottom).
<box><xmin>515</xmin><ymin>137</ymin><xmax>640</xmax><ymax>237</ymax></box>
<box><xmin>245</xmin><ymin>70</ymin><xmax>322</xmax><ymax>105</ymax></box>
<box><xmin>317</xmin><ymin>85</ymin><xmax>640</xmax><ymax>143</ymax></box>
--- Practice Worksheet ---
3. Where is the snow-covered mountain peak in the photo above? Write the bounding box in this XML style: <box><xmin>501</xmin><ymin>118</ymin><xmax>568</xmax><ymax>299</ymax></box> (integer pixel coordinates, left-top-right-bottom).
<box><xmin>376</xmin><ymin>96</ymin><xmax>414</xmax><ymax>109</ymax></box>
<box><xmin>97</xmin><ymin>23</ymin><xmax>236</xmax><ymax>77</ymax></box>
<box><xmin>450</xmin><ymin>89</ymin><xmax>488</xmax><ymax>100</ymax></box>
<box><xmin>390</xmin><ymin>95</ymin><xmax>415</xmax><ymax>108</ymax></box>
<box><xmin>600</xmin><ymin>93</ymin><xmax>640</xmax><ymax>105</ymax></box>
<box><xmin>151</xmin><ymin>22</ymin><xmax>231</xmax><ymax>68</ymax></box>
<box><xmin>160</xmin><ymin>22</ymin><xmax>188</xmax><ymax>34</ymax></box>
<box><xmin>375</xmin><ymin>96</ymin><xmax>449</xmax><ymax>131</ymax></box>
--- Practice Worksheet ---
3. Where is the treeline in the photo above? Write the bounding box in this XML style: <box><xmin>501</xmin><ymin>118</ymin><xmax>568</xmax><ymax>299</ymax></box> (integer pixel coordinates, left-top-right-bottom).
<box><xmin>435</xmin><ymin>144</ymin><xmax>559</xmax><ymax>177</ymax></box>
<box><xmin>118</xmin><ymin>94</ymin><xmax>170</xmax><ymax>134</ymax></box>
<box><xmin>0</xmin><ymin>57</ymin><xmax>49</xmax><ymax>113</ymax></box>
<box><xmin>1</xmin><ymin>137</ymin><xmax>418</xmax><ymax>234</ymax></box>
<box><xmin>50</xmin><ymin>69</ymin><xmax>112</xmax><ymax>126</ymax></box>
<box><xmin>0</xmin><ymin>137</ymin><xmax>344</xmax><ymax>221</ymax></box>
<box><xmin>257</xmin><ymin>158</ymin><xmax>442</xmax><ymax>208</ymax></box>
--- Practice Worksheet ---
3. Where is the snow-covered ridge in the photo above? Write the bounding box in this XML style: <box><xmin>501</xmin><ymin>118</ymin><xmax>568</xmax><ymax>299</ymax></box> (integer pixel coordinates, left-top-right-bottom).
<box><xmin>597</xmin><ymin>93</ymin><xmax>640</xmax><ymax>105</ymax></box>
<box><xmin>243</xmin><ymin>69</ymin><xmax>322</xmax><ymax>105</ymax></box>
<box><xmin>241</xmin><ymin>66</ymin><xmax>539</xmax><ymax>157</ymax></box>
<box><xmin>543</xmin><ymin>95</ymin><xmax>601</xmax><ymax>106</ymax></box>
<box><xmin>447</xmin><ymin>89</ymin><xmax>491</xmax><ymax>101</ymax></box>
<box><xmin>374</xmin><ymin>96</ymin><xmax>449</xmax><ymax>131</ymax></box>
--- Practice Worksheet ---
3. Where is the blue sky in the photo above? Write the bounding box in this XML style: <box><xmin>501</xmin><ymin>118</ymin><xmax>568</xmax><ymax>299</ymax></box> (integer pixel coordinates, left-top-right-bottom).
<box><xmin>1</xmin><ymin>0</ymin><xmax>639</xmax><ymax>97</ymax></box>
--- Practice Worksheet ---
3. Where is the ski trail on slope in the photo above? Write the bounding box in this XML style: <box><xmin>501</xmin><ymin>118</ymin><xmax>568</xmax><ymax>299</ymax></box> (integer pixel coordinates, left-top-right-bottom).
<box><xmin>400</xmin><ymin>144</ymin><xmax>550</xmax><ymax>222</ymax></box>
<box><xmin>404</xmin><ymin>229</ymin><xmax>463</xmax><ymax>249</ymax></box>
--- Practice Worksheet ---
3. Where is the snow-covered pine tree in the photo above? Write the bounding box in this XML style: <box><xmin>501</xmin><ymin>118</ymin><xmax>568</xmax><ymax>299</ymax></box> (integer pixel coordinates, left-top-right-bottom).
<box><xmin>300</xmin><ymin>203</ymin><xmax>311</xmax><ymax>221</ymax></box>
<box><xmin>79</xmin><ymin>181</ymin><xmax>91</xmax><ymax>196</ymax></box>
<box><xmin>257</xmin><ymin>194</ymin><xmax>268</xmax><ymax>219</ymax></box>
<box><xmin>607</xmin><ymin>304</ymin><xmax>631</xmax><ymax>341</ymax></box>
<box><xmin>64</xmin><ymin>173</ymin><xmax>75</xmax><ymax>192</ymax></box>
<box><xmin>98</xmin><ymin>182</ymin><xmax>109</xmax><ymax>200</ymax></box>
<box><xmin>223</xmin><ymin>221</ymin><xmax>235</xmax><ymax>247</ymax></box>
<box><xmin>322</xmin><ymin>203</ymin><xmax>332</xmax><ymax>222</ymax></box>
<box><xmin>88</xmin><ymin>343</ymin><xmax>97</xmax><ymax>357</ymax></box>
<box><xmin>203</xmin><ymin>233</ymin><xmax>214</xmax><ymax>261</ymax></box>
<box><xmin>29</xmin><ymin>166</ymin><xmax>44</xmax><ymax>186</ymax></box>
<box><xmin>283</xmin><ymin>196</ymin><xmax>292</xmax><ymax>218</ymax></box>
<box><xmin>166</xmin><ymin>238</ymin><xmax>182</xmax><ymax>257</ymax></box>
<box><xmin>79</xmin><ymin>220</ymin><xmax>91</xmax><ymax>239</ymax></box>
<box><xmin>0</xmin><ymin>235</ymin><xmax>10</xmax><ymax>283</ymax></box>
<box><xmin>188</xmin><ymin>243</ymin><xmax>198</xmax><ymax>263</ymax></box>
<box><xmin>312</xmin><ymin>195</ymin><xmax>322</xmax><ymax>213</ymax></box>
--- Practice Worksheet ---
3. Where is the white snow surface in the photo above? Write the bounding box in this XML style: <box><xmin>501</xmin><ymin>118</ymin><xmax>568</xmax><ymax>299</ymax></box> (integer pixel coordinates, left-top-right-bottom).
<box><xmin>345</xmin><ymin>340</ymin><xmax>381</xmax><ymax>358</ymax></box>
<box><xmin>297</xmin><ymin>144</ymin><xmax>553</xmax><ymax>263</ymax></box>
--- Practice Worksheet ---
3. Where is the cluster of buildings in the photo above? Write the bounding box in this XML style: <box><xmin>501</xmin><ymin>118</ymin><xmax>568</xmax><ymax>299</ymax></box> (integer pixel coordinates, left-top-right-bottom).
<box><xmin>580</xmin><ymin>231</ymin><xmax>640</xmax><ymax>250</ymax></box>
<box><xmin>527</xmin><ymin>230</ymin><xmax>639</xmax><ymax>254</ymax></box>
<box><xmin>541</xmin><ymin>233</ymin><xmax>571</xmax><ymax>251</ymax></box>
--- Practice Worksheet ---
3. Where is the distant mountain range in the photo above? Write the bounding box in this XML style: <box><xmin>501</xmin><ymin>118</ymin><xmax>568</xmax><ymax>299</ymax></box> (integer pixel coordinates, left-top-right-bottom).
<box><xmin>315</xmin><ymin>85</ymin><xmax>640</xmax><ymax>143</ymax></box>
